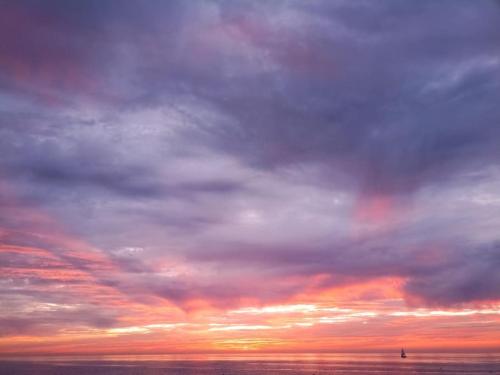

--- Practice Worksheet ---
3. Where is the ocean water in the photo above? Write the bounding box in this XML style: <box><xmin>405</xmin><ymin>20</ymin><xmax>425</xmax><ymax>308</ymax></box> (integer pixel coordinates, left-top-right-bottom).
<box><xmin>1</xmin><ymin>353</ymin><xmax>499</xmax><ymax>374</ymax></box>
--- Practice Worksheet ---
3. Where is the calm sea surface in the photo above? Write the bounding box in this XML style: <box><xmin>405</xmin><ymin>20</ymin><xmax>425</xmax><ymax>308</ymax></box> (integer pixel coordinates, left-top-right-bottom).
<box><xmin>1</xmin><ymin>353</ymin><xmax>499</xmax><ymax>374</ymax></box>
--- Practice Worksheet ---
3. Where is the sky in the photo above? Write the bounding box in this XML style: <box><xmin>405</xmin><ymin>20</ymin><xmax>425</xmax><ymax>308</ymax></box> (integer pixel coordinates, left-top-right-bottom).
<box><xmin>1</xmin><ymin>0</ymin><xmax>500</xmax><ymax>355</ymax></box>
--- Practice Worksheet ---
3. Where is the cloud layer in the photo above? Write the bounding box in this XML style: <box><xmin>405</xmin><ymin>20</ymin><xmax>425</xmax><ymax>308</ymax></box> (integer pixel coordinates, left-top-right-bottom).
<box><xmin>1</xmin><ymin>0</ymin><xmax>500</xmax><ymax>353</ymax></box>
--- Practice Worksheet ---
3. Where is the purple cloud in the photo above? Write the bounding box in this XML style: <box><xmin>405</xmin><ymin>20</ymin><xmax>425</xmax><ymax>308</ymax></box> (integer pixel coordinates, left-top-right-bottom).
<box><xmin>1</xmin><ymin>1</ymin><xmax>500</xmax><ymax>337</ymax></box>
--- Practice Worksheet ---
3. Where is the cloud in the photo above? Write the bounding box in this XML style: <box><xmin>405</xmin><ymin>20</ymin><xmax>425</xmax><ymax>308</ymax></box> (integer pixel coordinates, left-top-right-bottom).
<box><xmin>404</xmin><ymin>242</ymin><xmax>500</xmax><ymax>305</ymax></box>
<box><xmin>1</xmin><ymin>1</ymin><xmax>500</xmax><ymax>346</ymax></box>
<box><xmin>0</xmin><ymin>308</ymin><xmax>117</xmax><ymax>337</ymax></box>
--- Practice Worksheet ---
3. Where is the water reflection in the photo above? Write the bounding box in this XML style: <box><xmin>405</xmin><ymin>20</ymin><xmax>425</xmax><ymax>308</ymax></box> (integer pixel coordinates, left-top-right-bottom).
<box><xmin>1</xmin><ymin>353</ymin><xmax>499</xmax><ymax>375</ymax></box>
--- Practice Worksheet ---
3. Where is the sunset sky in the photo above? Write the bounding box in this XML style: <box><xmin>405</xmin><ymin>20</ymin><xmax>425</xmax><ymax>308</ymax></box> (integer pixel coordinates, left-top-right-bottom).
<box><xmin>1</xmin><ymin>0</ymin><xmax>500</xmax><ymax>355</ymax></box>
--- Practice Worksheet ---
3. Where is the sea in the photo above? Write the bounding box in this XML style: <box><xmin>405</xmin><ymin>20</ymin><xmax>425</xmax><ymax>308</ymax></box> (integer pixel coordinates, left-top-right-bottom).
<box><xmin>1</xmin><ymin>353</ymin><xmax>499</xmax><ymax>374</ymax></box>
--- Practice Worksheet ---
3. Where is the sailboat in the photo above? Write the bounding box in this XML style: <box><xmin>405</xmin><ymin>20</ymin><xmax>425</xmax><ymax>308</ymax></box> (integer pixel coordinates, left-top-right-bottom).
<box><xmin>401</xmin><ymin>348</ymin><xmax>407</xmax><ymax>358</ymax></box>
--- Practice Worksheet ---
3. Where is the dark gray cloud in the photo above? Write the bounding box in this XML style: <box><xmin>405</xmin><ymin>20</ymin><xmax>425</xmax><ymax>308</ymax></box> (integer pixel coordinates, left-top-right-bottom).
<box><xmin>1</xmin><ymin>0</ymin><xmax>500</xmax><ymax>320</ymax></box>
<box><xmin>405</xmin><ymin>242</ymin><xmax>500</xmax><ymax>305</ymax></box>
<box><xmin>3</xmin><ymin>0</ymin><xmax>500</xmax><ymax>196</ymax></box>
<box><xmin>0</xmin><ymin>308</ymin><xmax>117</xmax><ymax>336</ymax></box>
